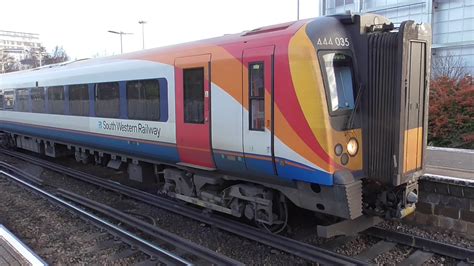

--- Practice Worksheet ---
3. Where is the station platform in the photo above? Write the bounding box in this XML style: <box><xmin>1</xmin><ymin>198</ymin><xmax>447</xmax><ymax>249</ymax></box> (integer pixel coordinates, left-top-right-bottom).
<box><xmin>425</xmin><ymin>147</ymin><xmax>474</xmax><ymax>180</ymax></box>
<box><xmin>0</xmin><ymin>225</ymin><xmax>46</xmax><ymax>265</ymax></box>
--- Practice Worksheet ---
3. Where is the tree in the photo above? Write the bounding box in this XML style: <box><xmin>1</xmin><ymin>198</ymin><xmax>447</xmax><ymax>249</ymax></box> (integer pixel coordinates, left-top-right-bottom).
<box><xmin>42</xmin><ymin>46</ymin><xmax>70</xmax><ymax>65</ymax></box>
<box><xmin>431</xmin><ymin>52</ymin><xmax>467</xmax><ymax>81</ymax></box>
<box><xmin>1</xmin><ymin>52</ymin><xmax>19</xmax><ymax>73</ymax></box>
<box><xmin>21</xmin><ymin>46</ymin><xmax>48</xmax><ymax>68</ymax></box>
<box><xmin>3</xmin><ymin>45</ymin><xmax>70</xmax><ymax>72</ymax></box>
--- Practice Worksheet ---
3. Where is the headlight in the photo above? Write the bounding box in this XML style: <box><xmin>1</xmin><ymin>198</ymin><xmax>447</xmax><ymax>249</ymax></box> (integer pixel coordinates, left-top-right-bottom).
<box><xmin>347</xmin><ymin>138</ymin><xmax>358</xmax><ymax>156</ymax></box>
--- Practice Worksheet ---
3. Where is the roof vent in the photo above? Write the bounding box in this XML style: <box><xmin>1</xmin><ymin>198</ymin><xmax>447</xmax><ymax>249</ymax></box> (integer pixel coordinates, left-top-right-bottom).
<box><xmin>243</xmin><ymin>21</ymin><xmax>294</xmax><ymax>36</ymax></box>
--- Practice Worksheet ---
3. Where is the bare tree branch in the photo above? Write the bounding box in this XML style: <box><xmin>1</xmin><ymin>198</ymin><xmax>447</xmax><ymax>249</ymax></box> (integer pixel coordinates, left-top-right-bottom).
<box><xmin>1</xmin><ymin>45</ymin><xmax>70</xmax><ymax>73</ymax></box>
<box><xmin>1</xmin><ymin>53</ymin><xmax>19</xmax><ymax>73</ymax></box>
<box><xmin>432</xmin><ymin>52</ymin><xmax>467</xmax><ymax>81</ymax></box>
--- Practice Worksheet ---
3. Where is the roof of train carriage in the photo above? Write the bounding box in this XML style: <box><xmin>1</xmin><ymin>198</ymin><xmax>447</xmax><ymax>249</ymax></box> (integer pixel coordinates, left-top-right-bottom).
<box><xmin>0</xmin><ymin>18</ymin><xmax>313</xmax><ymax>89</ymax></box>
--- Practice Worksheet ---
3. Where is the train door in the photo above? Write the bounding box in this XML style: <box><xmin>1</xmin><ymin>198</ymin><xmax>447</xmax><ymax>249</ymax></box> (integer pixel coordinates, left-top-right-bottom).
<box><xmin>175</xmin><ymin>54</ymin><xmax>215</xmax><ymax>170</ymax></box>
<box><xmin>242</xmin><ymin>46</ymin><xmax>276</xmax><ymax>175</ymax></box>
<box><xmin>403</xmin><ymin>41</ymin><xmax>427</xmax><ymax>173</ymax></box>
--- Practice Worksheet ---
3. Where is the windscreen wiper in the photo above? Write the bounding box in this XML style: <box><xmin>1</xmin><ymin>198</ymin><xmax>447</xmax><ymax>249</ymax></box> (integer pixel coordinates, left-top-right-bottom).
<box><xmin>346</xmin><ymin>83</ymin><xmax>364</xmax><ymax>130</ymax></box>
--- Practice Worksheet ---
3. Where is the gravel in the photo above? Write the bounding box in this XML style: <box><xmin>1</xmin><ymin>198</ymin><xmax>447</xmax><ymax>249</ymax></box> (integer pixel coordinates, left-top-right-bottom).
<box><xmin>423</xmin><ymin>254</ymin><xmax>458</xmax><ymax>265</ymax></box>
<box><xmin>378</xmin><ymin>219</ymin><xmax>474</xmax><ymax>249</ymax></box>
<box><xmin>0</xmin><ymin>153</ymin><xmax>308</xmax><ymax>265</ymax></box>
<box><xmin>334</xmin><ymin>235</ymin><xmax>379</xmax><ymax>256</ymax></box>
<box><xmin>371</xmin><ymin>245</ymin><xmax>412</xmax><ymax>265</ymax></box>
<box><xmin>2</xmin><ymin>151</ymin><xmax>473</xmax><ymax>265</ymax></box>
<box><xmin>284</xmin><ymin>191</ymin><xmax>474</xmax><ymax>264</ymax></box>
<box><xmin>0</xmin><ymin>175</ymin><xmax>144</xmax><ymax>264</ymax></box>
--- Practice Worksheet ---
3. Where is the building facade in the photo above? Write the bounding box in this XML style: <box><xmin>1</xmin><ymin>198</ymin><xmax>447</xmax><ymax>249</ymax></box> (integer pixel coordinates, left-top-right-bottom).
<box><xmin>0</xmin><ymin>30</ymin><xmax>41</xmax><ymax>52</ymax></box>
<box><xmin>1</xmin><ymin>30</ymin><xmax>42</xmax><ymax>72</ymax></box>
<box><xmin>320</xmin><ymin>0</ymin><xmax>474</xmax><ymax>75</ymax></box>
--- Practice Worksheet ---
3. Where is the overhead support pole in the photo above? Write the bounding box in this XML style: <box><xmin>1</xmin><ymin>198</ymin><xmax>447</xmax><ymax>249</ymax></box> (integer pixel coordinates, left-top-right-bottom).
<box><xmin>139</xmin><ymin>20</ymin><xmax>147</xmax><ymax>50</ymax></box>
<box><xmin>297</xmin><ymin>0</ymin><xmax>300</xmax><ymax>20</ymax></box>
<box><xmin>108</xmin><ymin>30</ymin><xmax>133</xmax><ymax>54</ymax></box>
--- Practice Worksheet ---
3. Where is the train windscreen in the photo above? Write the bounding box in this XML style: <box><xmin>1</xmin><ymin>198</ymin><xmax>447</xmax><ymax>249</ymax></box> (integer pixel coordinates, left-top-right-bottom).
<box><xmin>321</xmin><ymin>52</ymin><xmax>356</xmax><ymax>113</ymax></box>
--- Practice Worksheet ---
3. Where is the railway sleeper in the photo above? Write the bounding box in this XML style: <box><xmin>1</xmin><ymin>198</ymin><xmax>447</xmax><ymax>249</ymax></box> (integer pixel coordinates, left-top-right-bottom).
<box><xmin>2</xmin><ymin>131</ymin><xmax>379</xmax><ymax>236</ymax></box>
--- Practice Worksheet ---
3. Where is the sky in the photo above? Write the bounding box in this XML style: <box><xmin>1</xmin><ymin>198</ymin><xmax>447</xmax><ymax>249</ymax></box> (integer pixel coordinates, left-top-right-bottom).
<box><xmin>1</xmin><ymin>0</ymin><xmax>320</xmax><ymax>59</ymax></box>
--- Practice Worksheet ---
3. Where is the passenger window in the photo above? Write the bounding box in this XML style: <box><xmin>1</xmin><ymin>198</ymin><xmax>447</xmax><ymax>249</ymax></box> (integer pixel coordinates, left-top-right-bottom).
<box><xmin>3</xmin><ymin>91</ymin><xmax>14</xmax><ymax>110</ymax></box>
<box><xmin>249</xmin><ymin>63</ymin><xmax>265</xmax><ymax>131</ymax></box>
<box><xmin>126</xmin><ymin>79</ymin><xmax>160</xmax><ymax>121</ymax></box>
<box><xmin>95</xmin><ymin>82</ymin><xmax>120</xmax><ymax>118</ymax></box>
<box><xmin>183</xmin><ymin>68</ymin><xmax>204</xmax><ymax>124</ymax></box>
<box><xmin>16</xmin><ymin>89</ymin><xmax>30</xmax><ymax>112</ymax></box>
<box><xmin>47</xmin><ymin>86</ymin><xmax>65</xmax><ymax>114</ymax></box>
<box><xmin>31</xmin><ymin>87</ymin><xmax>45</xmax><ymax>113</ymax></box>
<box><xmin>0</xmin><ymin>93</ymin><xmax>3</xmax><ymax>109</ymax></box>
<box><xmin>69</xmin><ymin>84</ymin><xmax>89</xmax><ymax>116</ymax></box>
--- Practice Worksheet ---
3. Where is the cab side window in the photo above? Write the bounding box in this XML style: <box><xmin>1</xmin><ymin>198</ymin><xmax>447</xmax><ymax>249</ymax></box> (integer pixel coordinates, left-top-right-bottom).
<box><xmin>249</xmin><ymin>62</ymin><xmax>265</xmax><ymax>131</ymax></box>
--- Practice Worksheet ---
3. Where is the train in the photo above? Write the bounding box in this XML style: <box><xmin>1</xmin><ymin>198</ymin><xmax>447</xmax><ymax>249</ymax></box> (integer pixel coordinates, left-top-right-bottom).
<box><xmin>0</xmin><ymin>13</ymin><xmax>431</xmax><ymax>237</ymax></box>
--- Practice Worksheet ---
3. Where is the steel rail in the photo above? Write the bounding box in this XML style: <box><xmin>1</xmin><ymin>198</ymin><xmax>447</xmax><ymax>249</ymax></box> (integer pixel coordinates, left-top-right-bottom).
<box><xmin>0</xmin><ymin>148</ymin><xmax>365</xmax><ymax>265</ymax></box>
<box><xmin>0</xmin><ymin>161</ymin><xmax>43</xmax><ymax>185</ymax></box>
<box><xmin>56</xmin><ymin>188</ymin><xmax>242</xmax><ymax>265</ymax></box>
<box><xmin>0</xmin><ymin>168</ymin><xmax>191</xmax><ymax>266</ymax></box>
<box><xmin>365</xmin><ymin>226</ymin><xmax>474</xmax><ymax>262</ymax></box>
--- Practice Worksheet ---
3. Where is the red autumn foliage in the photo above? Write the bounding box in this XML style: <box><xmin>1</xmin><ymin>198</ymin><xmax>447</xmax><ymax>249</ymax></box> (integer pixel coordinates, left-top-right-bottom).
<box><xmin>428</xmin><ymin>76</ymin><xmax>474</xmax><ymax>149</ymax></box>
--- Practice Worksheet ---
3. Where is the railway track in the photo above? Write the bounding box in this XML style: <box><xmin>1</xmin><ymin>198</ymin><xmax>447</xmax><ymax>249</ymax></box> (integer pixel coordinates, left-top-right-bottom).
<box><xmin>2</xmin><ymin>148</ymin><xmax>473</xmax><ymax>264</ymax></box>
<box><xmin>0</xmin><ymin>148</ymin><xmax>364</xmax><ymax>265</ymax></box>
<box><xmin>364</xmin><ymin>227</ymin><xmax>474</xmax><ymax>264</ymax></box>
<box><xmin>322</xmin><ymin>227</ymin><xmax>473</xmax><ymax>264</ymax></box>
<box><xmin>0</xmin><ymin>160</ymin><xmax>240</xmax><ymax>265</ymax></box>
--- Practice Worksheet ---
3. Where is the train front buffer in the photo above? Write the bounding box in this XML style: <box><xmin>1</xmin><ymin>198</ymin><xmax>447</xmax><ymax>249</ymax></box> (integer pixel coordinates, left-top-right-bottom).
<box><xmin>345</xmin><ymin>14</ymin><xmax>431</xmax><ymax>219</ymax></box>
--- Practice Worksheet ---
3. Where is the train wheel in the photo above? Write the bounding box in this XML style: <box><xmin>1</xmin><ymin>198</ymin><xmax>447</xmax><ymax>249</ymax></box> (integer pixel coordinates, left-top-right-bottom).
<box><xmin>256</xmin><ymin>198</ymin><xmax>288</xmax><ymax>234</ymax></box>
<box><xmin>0</xmin><ymin>134</ymin><xmax>15</xmax><ymax>149</ymax></box>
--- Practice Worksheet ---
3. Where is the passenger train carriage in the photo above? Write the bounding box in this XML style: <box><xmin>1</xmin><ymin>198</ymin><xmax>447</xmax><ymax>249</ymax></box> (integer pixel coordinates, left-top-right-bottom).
<box><xmin>0</xmin><ymin>13</ymin><xmax>431</xmax><ymax>236</ymax></box>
